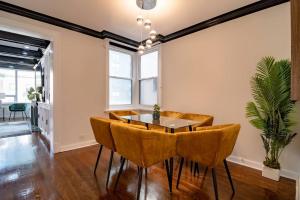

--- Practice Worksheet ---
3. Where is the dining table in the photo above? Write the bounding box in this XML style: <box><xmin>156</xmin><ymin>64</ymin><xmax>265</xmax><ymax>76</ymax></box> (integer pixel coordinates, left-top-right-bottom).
<box><xmin>120</xmin><ymin>113</ymin><xmax>205</xmax><ymax>133</ymax></box>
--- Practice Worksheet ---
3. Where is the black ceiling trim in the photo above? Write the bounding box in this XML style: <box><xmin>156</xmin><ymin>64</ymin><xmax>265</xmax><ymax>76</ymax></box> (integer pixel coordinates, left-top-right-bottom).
<box><xmin>0</xmin><ymin>30</ymin><xmax>50</xmax><ymax>48</ymax></box>
<box><xmin>162</xmin><ymin>0</ymin><xmax>289</xmax><ymax>43</ymax></box>
<box><xmin>102</xmin><ymin>31</ymin><xmax>139</xmax><ymax>47</ymax></box>
<box><xmin>0</xmin><ymin>54</ymin><xmax>38</xmax><ymax>65</ymax></box>
<box><xmin>0</xmin><ymin>0</ymin><xmax>289</xmax><ymax>46</ymax></box>
<box><xmin>0</xmin><ymin>45</ymin><xmax>43</xmax><ymax>59</ymax></box>
<box><xmin>109</xmin><ymin>42</ymin><xmax>137</xmax><ymax>52</ymax></box>
<box><xmin>0</xmin><ymin>62</ymin><xmax>35</xmax><ymax>70</ymax></box>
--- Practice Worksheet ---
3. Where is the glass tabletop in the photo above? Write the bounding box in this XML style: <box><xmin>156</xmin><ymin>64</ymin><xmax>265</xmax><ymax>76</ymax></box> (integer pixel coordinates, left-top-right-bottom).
<box><xmin>120</xmin><ymin>114</ymin><xmax>203</xmax><ymax>129</ymax></box>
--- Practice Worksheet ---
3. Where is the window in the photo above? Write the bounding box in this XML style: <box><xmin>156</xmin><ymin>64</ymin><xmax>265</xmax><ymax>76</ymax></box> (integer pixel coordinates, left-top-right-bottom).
<box><xmin>17</xmin><ymin>70</ymin><xmax>36</xmax><ymax>102</ymax></box>
<box><xmin>139</xmin><ymin>51</ymin><xmax>159</xmax><ymax>105</ymax></box>
<box><xmin>0</xmin><ymin>68</ymin><xmax>38</xmax><ymax>103</ymax></box>
<box><xmin>0</xmin><ymin>68</ymin><xmax>16</xmax><ymax>103</ymax></box>
<box><xmin>109</xmin><ymin>49</ymin><xmax>133</xmax><ymax>105</ymax></box>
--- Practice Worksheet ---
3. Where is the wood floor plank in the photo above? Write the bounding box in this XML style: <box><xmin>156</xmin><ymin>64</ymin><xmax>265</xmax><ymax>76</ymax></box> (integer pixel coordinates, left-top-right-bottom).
<box><xmin>0</xmin><ymin>133</ymin><xmax>295</xmax><ymax>200</ymax></box>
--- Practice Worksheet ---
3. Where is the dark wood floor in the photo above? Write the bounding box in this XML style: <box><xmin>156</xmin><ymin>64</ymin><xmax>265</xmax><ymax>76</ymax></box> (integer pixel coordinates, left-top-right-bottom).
<box><xmin>0</xmin><ymin>133</ymin><xmax>295</xmax><ymax>200</ymax></box>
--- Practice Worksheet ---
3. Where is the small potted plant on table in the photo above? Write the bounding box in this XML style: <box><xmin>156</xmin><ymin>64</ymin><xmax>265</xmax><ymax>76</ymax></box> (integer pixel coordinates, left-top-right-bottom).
<box><xmin>246</xmin><ymin>57</ymin><xmax>297</xmax><ymax>181</ymax></box>
<box><xmin>153</xmin><ymin>104</ymin><xmax>160</xmax><ymax>120</ymax></box>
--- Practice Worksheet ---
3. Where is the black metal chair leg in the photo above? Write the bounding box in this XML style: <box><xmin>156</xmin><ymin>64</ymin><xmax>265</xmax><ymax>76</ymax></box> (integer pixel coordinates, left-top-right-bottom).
<box><xmin>165</xmin><ymin>160</ymin><xmax>172</xmax><ymax>193</ymax></box>
<box><xmin>106</xmin><ymin>150</ymin><xmax>114</xmax><ymax>187</ymax></box>
<box><xmin>137</xmin><ymin>166</ymin><xmax>143</xmax><ymax>200</ymax></box>
<box><xmin>223</xmin><ymin>159</ymin><xmax>235</xmax><ymax>194</ymax></box>
<box><xmin>21</xmin><ymin>111</ymin><xmax>24</xmax><ymax>120</ymax></box>
<box><xmin>24</xmin><ymin>111</ymin><xmax>28</xmax><ymax>119</ymax></box>
<box><xmin>176</xmin><ymin>157</ymin><xmax>184</xmax><ymax>189</ymax></box>
<box><xmin>190</xmin><ymin>161</ymin><xmax>194</xmax><ymax>173</ymax></box>
<box><xmin>114</xmin><ymin>157</ymin><xmax>126</xmax><ymax>191</ymax></box>
<box><xmin>145</xmin><ymin>168</ymin><xmax>148</xmax><ymax>179</ymax></box>
<box><xmin>212</xmin><ymin>168</ymin><xmax>219</xmax><ymax>200</ymax></box>
<box><xmin>194</xmin><ymin>162</ymin><xmax>200</xmax><ymax>176</ymax></box>
<box><xmin>94</xmin><ymin>145</ymin><xmax>103</xmax><ymax>174</ymax></box>
<box><xmin>13</xmin><ymin>112</ymin><xmax>16</xmax><ymax>120</ymax></box>
<box><xmin>9</xmin><ymin>112</ymin><xmax>12</xmax><ymax>121</ymax></box>
<box><xmin>170</xmin><ymin>157</ymin><xmax>173</xmax><ymax>191</ymax></box>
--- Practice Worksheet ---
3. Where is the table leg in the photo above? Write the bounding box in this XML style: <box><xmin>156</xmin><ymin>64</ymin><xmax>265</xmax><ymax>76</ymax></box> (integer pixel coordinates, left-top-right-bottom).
<box><xmin>189</xmin><ymin>125</ymin><xmax>192</xmax><ymax>131</ymax></box>
<box><xmin>146</xmin><ymin>123</ymin><xmax>149</xmax><ymax>130</ymax></box>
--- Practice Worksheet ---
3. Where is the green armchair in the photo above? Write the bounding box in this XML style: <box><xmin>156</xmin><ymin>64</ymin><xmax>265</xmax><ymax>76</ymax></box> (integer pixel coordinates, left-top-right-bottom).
<box><xmin>9</xmin><ymin>103</ymin><xmax>28</xmax><ymax>120</ymax></box>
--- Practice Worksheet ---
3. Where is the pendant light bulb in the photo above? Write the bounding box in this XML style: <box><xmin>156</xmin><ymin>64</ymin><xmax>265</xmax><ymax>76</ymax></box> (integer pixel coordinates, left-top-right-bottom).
<box><xmin>138</xmin><ymin>44</ymin><xmax>145</xmax><ymax>54</ymax></box>
<box><xmin>146</xmin><ymin>39</ymin><xmax>152</xmax><ymax>49</ymax></box>
<box><xmin>144</xmin><ymin>19</ymin><xmax>151</xmax><ymax>29</ymax></box>
<box><xmin>149</xmin><ymin>30</ymin><xmax>157</xmax><ymax>40</ymax></box>
<box><xmin>137</xmin><ymin>15</ymin><xmax>144</xmax><ymax>25</ymax></box>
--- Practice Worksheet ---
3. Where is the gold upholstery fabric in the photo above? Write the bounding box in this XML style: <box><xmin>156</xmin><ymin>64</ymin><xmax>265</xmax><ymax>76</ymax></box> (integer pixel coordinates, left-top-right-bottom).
<box><xmin>109</xmin><ymin>110</ymin><xmax>144</xmax><ymax>125</ymax></box>
<box><xmin>176</xmin><ymin>124</ymin><xmax>240</xmax><ymax>167</ymax></box>
<box><xmin>90</xmin><ymin>117</ymin><xmax>118</xmax><ymax>150</ymax></box>
<box><xmin>111</xmin><ymin>122</ymin><xmax>177</xmax><ymax>168</ymax></box>
<box><xmin>160</xmin><ymin>111</ymin><xmax>183</xmax><ymax>118</ymax></box>
<box><xmin>90</xmin><ymin>117</ymin><xmax>146</xmax><ymax>151</ymax></box>
<box><xmin>176</xmin><ymin>113</ymin><xmax>214</xmax><ymax>132</ymax></box>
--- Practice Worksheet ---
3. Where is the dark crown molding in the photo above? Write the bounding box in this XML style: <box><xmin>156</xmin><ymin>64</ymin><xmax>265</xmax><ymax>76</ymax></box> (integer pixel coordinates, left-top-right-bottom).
<box><xmin>161</xmin><ymin>0</ymin><xmax>289</xmax><ymax>43</ymax></box>
<box><xmin>0</xmin><ymin>0</ymin><xmax>289</xmax><ymax>48</ymax></box>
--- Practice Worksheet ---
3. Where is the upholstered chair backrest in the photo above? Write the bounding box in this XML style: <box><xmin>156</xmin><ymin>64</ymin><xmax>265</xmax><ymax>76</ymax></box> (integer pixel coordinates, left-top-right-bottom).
<box><xmin>177</xmin><ymin>124</ymin><xmax>240</xmax><ymax>167</ymax></box>
<box><xmin>179</xmin><ymin>113</ymin><xmax>214</xmax><ymax>127</ymax></box>
<box><xmin>90</xmin><ymin>117</ymin><xmax>117</xmax><ymax>150</ymax></box>
<box><xmin>111</xmin><ymin>122</ymin><xmax>177</xmax><ymax>168</ymax></box>
<box><xmin>109</xmin><ymin>110</ymin><xmax>139</xmax><ymax>121</ymax></box>
<box><xmin>160</xmin><ymin>111</ymin><xmax>183</xmax><ymax>118</ymax></box>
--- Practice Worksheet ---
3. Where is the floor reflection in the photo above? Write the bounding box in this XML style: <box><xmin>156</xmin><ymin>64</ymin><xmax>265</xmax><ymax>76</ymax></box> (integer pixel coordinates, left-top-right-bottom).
<box><xmin>0</xmin><ymin>135</ymin><xmax>35</xmax><ymax>171</ymax></box>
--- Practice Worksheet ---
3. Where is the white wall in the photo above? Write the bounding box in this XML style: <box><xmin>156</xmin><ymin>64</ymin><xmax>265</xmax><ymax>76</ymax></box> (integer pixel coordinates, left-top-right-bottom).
<box><xmin>0</xmin><ymin>11</ymin><xmax>107</xmax><ymax>152</ymax></box>
<box><xmin>162</xmin><ymin>3</ymin><xmax>300</xmax><ymax>179</ymax></box>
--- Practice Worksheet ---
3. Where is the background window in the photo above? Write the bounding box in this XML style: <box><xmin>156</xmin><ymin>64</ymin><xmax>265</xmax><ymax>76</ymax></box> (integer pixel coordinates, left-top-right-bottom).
<box><xmin>139</xmin><ymin>51</ymin><xmax>158</xmax><ymax>105</ymax></box>
<box><xmin>109</xmin><ymin>49</ymin><xmax>132</xmax><ymax>105</ymax></box>
<box><xmin>0</xmin><ymin>68</ymin><xmax>16</xmax><ymax>103</ymax></box>
<box><xmin>17</xmin><ymin>70</ymin><xmax>35</xmax><ymax>103</ymax></box>
<box><xmin>0</xmin><ymin>68</ymin><xmax>38</xmax><ymax>103</ymax></box>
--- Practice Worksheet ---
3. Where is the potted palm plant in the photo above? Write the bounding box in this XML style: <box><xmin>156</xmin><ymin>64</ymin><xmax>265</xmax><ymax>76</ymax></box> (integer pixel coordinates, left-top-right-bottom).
<box><xmin>246</xmin><ymin>56</ymin><xmax>297</xmax><ymax>181</ymax></box>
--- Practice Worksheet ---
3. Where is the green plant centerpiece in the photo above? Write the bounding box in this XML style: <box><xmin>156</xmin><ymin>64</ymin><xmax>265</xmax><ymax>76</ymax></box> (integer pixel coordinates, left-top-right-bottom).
<box><xmin>246</xmin><ymin>57</ymin><xmax>297</xmax><ymax>177</ymax></box>
<box><xmin>27</xmin><ymin>86</ymin><xmax>42</xmax><ymax>102</ymax></box>
<box><xmin>153</xmin><ymin>104</ymin><xmax>160</xmax><ymax>120</ymax></box>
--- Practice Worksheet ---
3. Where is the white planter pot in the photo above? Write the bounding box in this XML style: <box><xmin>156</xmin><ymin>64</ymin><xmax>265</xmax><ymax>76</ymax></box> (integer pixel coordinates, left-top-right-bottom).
<box><xmin>262</xmin><ymin>165</ymin><xmax>280</xmax><ymax>181</ymax></box>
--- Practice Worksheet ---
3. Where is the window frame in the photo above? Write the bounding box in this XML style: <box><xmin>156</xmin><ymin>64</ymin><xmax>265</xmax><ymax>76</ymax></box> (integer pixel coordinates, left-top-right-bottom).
<box><xmin>138</xmin><ymin>48</ymin><xmax>160</xmax><ymax>107</ymax></box>
<box><xmin>107</xmin><ymin>45</ymin><xmax>136</xmax><ymax>108</ymax></box>
<box><xmin>0</xmin><ymin>68</ymin><xmax>39</xmax><ymax>103</ymax></box>
<box><xmin>105</xmin><ymin>40</ymin><xmax>161</xmax><ymax>111</ymax></box>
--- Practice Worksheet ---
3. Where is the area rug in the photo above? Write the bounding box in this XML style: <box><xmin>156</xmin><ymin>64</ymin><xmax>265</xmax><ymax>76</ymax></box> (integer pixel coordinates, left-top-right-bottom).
<box><xmin>0</xmin><ymin>121</ymin><xmax>31</xmax><ymax>139</ymax></box>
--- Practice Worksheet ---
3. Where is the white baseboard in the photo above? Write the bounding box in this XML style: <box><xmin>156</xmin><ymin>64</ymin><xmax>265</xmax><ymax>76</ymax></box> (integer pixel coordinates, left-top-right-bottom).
<box><xmin>58</xmin><ymin>139</ymin><xmax>97</xmax><ymax>152</ymax></box>
<box><xmin>296</xmin><ymin>176</ymin><xmax>299</xmax><ymax>200</ymax></box>
<box><xmin>228</xmin><ymin>155</ymin><xmax>300</xmax><ymax>180</ymax></box>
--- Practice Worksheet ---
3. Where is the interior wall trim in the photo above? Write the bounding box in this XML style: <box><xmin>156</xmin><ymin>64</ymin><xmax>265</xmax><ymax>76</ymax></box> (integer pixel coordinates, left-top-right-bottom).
<box><xmin>0</xmin><ymin>0</ymin><xmax>289</xmax><ymax>46</ymax></box>
<box><xmin>161</xmin><ymin>0</ymin><xmax>289</xmax><ymax>43</ymax></box>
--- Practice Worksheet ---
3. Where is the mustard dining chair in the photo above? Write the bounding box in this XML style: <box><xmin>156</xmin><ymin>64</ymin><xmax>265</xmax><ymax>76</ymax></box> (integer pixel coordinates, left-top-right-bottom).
<box><xmin>108</xmin><ymin>110</ymin><xmax>139</xmax><ymax>122</ymax></box>
<box><xmin>178</xmin><ymin>113</ymin><xmax>214</xmax><ymax>131</ymax></box>
<box><xmin>111</xmin><ymin>122</ymin><xmax>177</xmax><ymax>200</ymax></box>
<box><xmin>160</xmin><ymin>110</ymin><xmax>183</xmax><ymax>118</ymax></box>
<box><xmin>176</xmin><ymin>124</ymin><xmax>241</xmax><ymax>200</ymax></box>
<box><xmin>90</xmin><ymin>117</ymin><xmax>119</xmax><ymax>187</ymax></box>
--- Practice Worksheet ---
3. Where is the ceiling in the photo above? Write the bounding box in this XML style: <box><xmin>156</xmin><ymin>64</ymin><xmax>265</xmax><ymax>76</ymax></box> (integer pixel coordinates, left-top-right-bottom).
<box><xmin>1</xmin><ymin>0</ymin><xmax>259</xmax><ymax>41</ymax></box>
<box><xmin>0</xmin><ymin>30</ymin><xmax>49</xmax><ymax>70</ymax></box>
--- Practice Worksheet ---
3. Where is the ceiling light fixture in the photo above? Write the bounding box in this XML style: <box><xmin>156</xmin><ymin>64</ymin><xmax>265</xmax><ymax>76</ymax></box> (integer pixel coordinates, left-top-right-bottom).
<box><xmin>136</xmin><ymin>0</ymin><xmax>158</xmax><ymax>54</ymax></box>
<box><xmin>144</xmin><ymin>19</ymin><xmax>151</xmax><ymax>29</ymax></box>
<box><xmin>24</xmin><ymin>45</ymin><xmax>30</xmax><ymax>49</ymax></box>
<box><xmin>137</xmin><ymin>15</ymin><xmax>144</xmax><ymax>25</ymax></box>
<box><xmin>22</xmin><ymin>51</ymin><xmax>28</xmax><ymax>55</ymax></box>
<box><xmin>149</xmin><ymin>30</ymin><xmax>157</xmax><ymax>40</ymax></box>
<box><xmin>136</xmin><ymin>0</ymin><xmax>157</xmax><ymax>10</ymax></box>
<box><xmin>146</xmin><ymin>39</ymin><xmax>152</xmax><ymax>49</ymax></box>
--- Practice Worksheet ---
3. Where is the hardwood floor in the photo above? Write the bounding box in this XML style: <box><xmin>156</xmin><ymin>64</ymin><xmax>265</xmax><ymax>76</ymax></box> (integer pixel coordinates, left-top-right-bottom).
<box><xmin>0</xmin><ymin>133</ymin><xmax>295</xmax><ymax>200</ymax></box>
